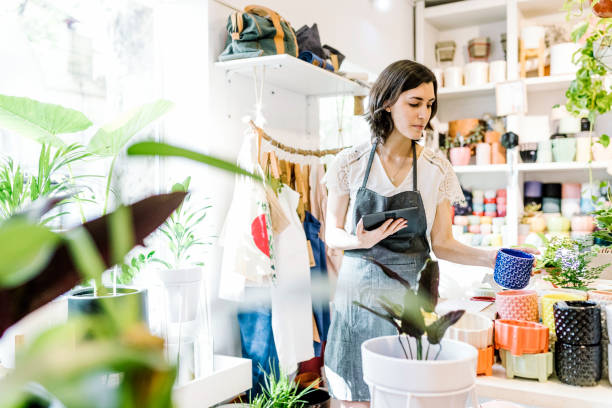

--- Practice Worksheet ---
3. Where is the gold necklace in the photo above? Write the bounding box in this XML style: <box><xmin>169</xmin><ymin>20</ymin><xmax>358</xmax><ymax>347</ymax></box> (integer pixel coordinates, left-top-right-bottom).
<box><xmin>380</xmin><ymin>145</ymin><xmax>410</xmax><ymax>184</ymax></box>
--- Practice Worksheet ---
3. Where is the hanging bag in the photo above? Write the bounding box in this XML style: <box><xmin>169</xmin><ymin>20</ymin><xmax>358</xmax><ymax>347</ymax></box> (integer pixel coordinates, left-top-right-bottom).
<box><xmin>218</xmin><ymin>5</ymin><xmax>299</xmax><ymax>61</ymax></box>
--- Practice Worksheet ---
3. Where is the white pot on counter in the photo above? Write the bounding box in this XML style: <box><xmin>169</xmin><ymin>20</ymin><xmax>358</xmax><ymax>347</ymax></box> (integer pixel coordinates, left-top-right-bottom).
<box><xmin>550</xmin><ymin>42</ymin><xmax>581</xmax><ymax>75</ymax></box>
<box><xmin>362</xmin><ymin>336</ymin><xmax>478</xmax><ymax>408</ymax></box>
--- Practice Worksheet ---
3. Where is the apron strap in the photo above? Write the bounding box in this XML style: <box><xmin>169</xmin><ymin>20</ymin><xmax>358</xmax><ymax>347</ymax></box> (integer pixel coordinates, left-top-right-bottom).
<box><xmin>361</xmin><ymin>140</ymin><xmax>378</xmax><ymax>189</ymax></box>
<box><xmin>412</xmin><ymin>139</ymin><xmax>418</xmax><ymax>192</ymax></box>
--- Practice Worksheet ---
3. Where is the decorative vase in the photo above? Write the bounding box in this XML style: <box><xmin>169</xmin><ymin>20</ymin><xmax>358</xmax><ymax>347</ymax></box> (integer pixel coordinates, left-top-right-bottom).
<box><xmin>592</xmin><ymin>0</ymin><xmax>612</xmax><ymax>18</ymax></box>
<box><xmin>468</xmin><ymin>37</ymin><xmax>491</xmax><ymax>60</ymax></box>
<box><xmin>536</xmin><ymin>140</ymin><xmax>552</xmax><ymax>163</ymax></box>
<box><xmin>555</xmin><ymin>342</ymin><xmax>602</xmax><ymax>386</ymax></box>
<box><xmin>464</xmin><ymin>62</ymin><xmax>489</xmax><ymax>86</ymax></box>
<box><xmin>362</xmin><ymin>336</ymin><xmax>478</xmax><ymax>408</ymax></box>
<box><xmin>444</xmin><ymin>66</ymin><xmax>463</xmax><ymax>88</ymax></box>
<box><xmin>553</xmin><ymin>300</ymin><xmax>601</xmax><ymax>346</ymax></box>
<box><xmin>449</xmin><ymin>147</ymin><xmax>471</xmax><ymax>166</ymax></box>
<box><xmin>495</xmin><ymin>290</ymin><xmax>539</xmax><ymax>322</ymax></box>
<box><xmin>552</xmin><ymin>138</ymin><xmax>576</xmax><ymax>162</ymax></box>
<box><xmin>494</xmin><ymin>319</ymin><xmax>549</xmax><ymax>356</ymax></box>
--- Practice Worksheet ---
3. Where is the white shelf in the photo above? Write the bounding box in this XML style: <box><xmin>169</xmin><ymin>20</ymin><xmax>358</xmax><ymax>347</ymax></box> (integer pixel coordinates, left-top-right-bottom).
<box><xmin>438</xmin><ymin>83</ymin><xmax>496</xmax><ymax>101</ymax></box>
<box><xmin>438</xmin><ymin>75</ymin><xmax>574</xmax><ymax>100</ymax></box>
<box><xmin>517</xmin><ymin>0</ymin><xmax>565</xmax><ymax>18</ymax></box>
<box><xmin>453</xmin><ymin>164</ymin><xmax>510</xmax><ymax>174</ymax></box>
<box><xmin>215</xmin><ymin>55</ymin><xmax>370</xmax><ymax>97</ymax></box>
<box><xmin>476</xmin><ymin>364</ymin><xmax>612</xmax><ymax>408</ymax></box>
<box><xmin>174</xmin><ymin>355</ymin><xmax>251</xmax><ymax>408</ymax></box>
<box><xmin>423</xmin><ymin>0</ymin><xmax>507</xmax><ymax>30</ymax></box>
<box><xmin>518</xmin><ymin>162</ymin><xmax>610</xmax><ymax>173</ymax></box>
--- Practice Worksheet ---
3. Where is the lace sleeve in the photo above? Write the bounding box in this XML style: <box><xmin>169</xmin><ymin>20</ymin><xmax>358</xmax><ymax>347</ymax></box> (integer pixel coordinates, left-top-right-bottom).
<box><xmin>323</xmin><ymin>148</ymin><xmax>351</xmax><ymax>195</ymax></box>
<box><xmin>437</xmin><ymin>153</ymin><xmax>466</xmax><ymax>206</ymax></box>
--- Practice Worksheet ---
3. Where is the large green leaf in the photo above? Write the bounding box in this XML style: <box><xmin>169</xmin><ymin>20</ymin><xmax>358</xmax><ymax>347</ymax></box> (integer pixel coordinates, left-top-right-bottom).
<box><xmin>88</xmin><ymin>100</ymin><xmax>174</xmax><ymax>157</ymax></box>
<box><xmin>0</xmin><ymin>94</ymin><xmax>92</xmax><ymax>146</ymax></box>
<box><xmin>127</xmin><ymin>141</ymin><xmax>263</xmax><ymax>181</ymax></box>
<box><xmin>0</xmin><ymin>218</ymin><xmax>59</xmax><ymax>288</ymax></box>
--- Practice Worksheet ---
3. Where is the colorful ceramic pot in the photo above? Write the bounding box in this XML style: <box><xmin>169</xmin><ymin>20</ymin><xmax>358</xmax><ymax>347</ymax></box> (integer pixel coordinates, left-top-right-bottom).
<box><xmin>562</xmin><ymin>183</ymin><xmax>582</xmax><ymax>199</ymax></box>
<box><xmin>500</xmin><ymin>349</ymin><xmax>553</xmax><ymax>382</ymax></box>
<box><xmin>571</xmin><ymin>215</ymin><xmax>595</xmax><ymax>232</ymax></box>
<box><xmin>552</xmin><ymin>138</ymin><xmax>576</xmax><ymax>162</ymax></box>
<box><xmin>495</xmin><ymin>290</ymin><xmax>538</xmax><ymax>322</ymax></box>
<box><xmin>541</xmin><ymin>292</ymin><xmax>586</xmax><ymax>337</ymax></box>
<box><xmin>547</xmin><ymin>216</ymin><xmax>571</xmax><ymax>233</ymax></box>
<box><xmin>519</xmin><ymin>143</ymin><xmax>538</xmax><ymax>163</ymax></box>
<box><xmin>476</xmin><ymin>143</ymin><xmax>492</xmax><ymax>165</ymax></box>
<box><xmin>446</xmin><ymin>312</ymin><xmax>494</xmax><ymax>349</ymax></box>
<box><xmin>491</xmin><ymin>142</ymin><xmax>506</xmax><ymax>164</ymax></box>
<box><xmin>495</xmin><ymin>319</ymin><xmax>549</xmax><ymax>356</ymax></box>
<box><xmin>553</xmin><ymin>300</ymin><xmax>601</xmax><ymax>346</ymax></box>
<box><xmin>449</xmin><ymin>146</ymin><xmax>471</xmax><ymax>166</ymax></box>
<box><xmin>477</xmin><ymin>346</ymin><xmax>495</xmax><ymax>376</ymax></box>
<box><xmin>555</xmin><ymin>342</ymin><xmax>602</xmax><ymax>386</ymax></box>
<box><xmin>561</xmin><ymin>199</ymin><xmax>581</xmax><ymax>219</ymax></box>
<box><xmin>494</xmin><ymin>249</ymin><xmax>534</xmax><ymax>290</ymax></box>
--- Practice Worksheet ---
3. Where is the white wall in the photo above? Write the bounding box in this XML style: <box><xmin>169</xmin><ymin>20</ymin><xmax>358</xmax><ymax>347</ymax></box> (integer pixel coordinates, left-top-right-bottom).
<box><xmin>204</xmin><ymin>0</ymin><xmax>415</xmax><ymax>356</ymax></box>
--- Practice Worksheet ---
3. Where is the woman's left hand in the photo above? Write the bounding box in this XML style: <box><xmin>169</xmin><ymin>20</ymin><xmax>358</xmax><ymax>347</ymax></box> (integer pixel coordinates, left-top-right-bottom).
<box><xmin>488</xmin><ymin>247</ymin><xmax>540</xmax><ymax>273</ymax></box>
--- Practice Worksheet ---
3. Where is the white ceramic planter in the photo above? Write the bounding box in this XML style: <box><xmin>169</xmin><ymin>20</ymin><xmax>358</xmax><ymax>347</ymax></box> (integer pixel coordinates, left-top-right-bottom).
<box><xmin>445</xmin><ymin>313</ymin><xmax>494</xmax><ymax>349</ymax></box>
<box><xmin>521</xmin><ymin>26</ymin><xmax>545</xmax><ymax>49</ymax></box>
<box><xmin>550</xmin><ymin>42</ymin><xmax>581</xmax><ymax>75</ymax></box>
<box><xmin>362</xmin><ymin>336</ymin><xmax>478</xmax><ymax>408</ymax></box>
<box><xmin>155</xmin><ymin>267</ymin><xmax>203</xmax><ymax>322</ymax></box>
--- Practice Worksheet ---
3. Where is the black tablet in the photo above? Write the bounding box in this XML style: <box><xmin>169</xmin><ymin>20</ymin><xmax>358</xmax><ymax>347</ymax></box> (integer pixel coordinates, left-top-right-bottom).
<box><xmin>362</xmin><ymin>206</ymin><xmax>418</xmax><ymax>231</ymax></box>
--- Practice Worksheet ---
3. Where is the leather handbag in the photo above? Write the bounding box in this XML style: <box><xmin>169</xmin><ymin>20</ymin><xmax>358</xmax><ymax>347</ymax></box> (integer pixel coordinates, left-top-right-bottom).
<box><xmin>218</xmin><ymin>5</ymin><xmax>299</xmax><ymax>61</ymax></box>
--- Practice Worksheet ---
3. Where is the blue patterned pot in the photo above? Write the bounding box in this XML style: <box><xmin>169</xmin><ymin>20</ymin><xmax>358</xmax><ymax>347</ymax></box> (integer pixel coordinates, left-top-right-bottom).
<box><xmin>494</xmin><ymin>248</ymin><xmax>534</xmax><ymax>290</ymax></box>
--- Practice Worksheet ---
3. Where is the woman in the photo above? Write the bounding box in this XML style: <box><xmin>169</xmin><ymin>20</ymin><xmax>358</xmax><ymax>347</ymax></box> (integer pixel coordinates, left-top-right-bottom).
<box><xmin>323</xmin><ymin>60</ymin><xmax>535</xmax><ymax>407</ymax></box>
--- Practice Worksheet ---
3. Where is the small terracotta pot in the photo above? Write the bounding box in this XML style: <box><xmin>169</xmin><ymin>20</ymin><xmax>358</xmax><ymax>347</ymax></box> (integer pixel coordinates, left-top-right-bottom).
<box><xmin>477</xmin><ymin>346</ymin><xmax>495</xmax><ymax>376</ymax></box>
<box><xmin>449</xmin><ymin>146</ymin><xmax>471</xmax><ymax>166</ymax></box>
<box><xmin>592</xmin><ymin>0</ymin><xmax>612</xmax><ymax>18</ymax></box>
<box><xmin>495</xmin><ymin>290</ymin><xmax>539</xmax><ymax>322</ymax></box>
<box><xmin>495</xmin><ymin>319</ymin><xmax>549</xmax><ymax>356</ymax></box>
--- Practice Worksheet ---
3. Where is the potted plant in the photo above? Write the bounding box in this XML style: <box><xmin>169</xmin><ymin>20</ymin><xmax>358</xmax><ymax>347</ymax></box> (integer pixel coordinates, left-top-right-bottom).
<box><xmin>540</xmin><ymin>236</ymin><xmax>610</xmax><ymax>290</ymax></box>
<box><xmin>354</xmin><ymin>258</ymin><xmax>478</xmax><ymax>408</ymax></box>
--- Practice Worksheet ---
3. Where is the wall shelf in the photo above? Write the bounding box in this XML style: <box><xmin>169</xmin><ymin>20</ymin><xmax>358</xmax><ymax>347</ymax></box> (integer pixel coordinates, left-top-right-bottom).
<box><xmin>517</xmin><ymin>162</ymin><xmax>610</xmax><ymax>173</ymax></box>
<box><xmin>423</xmin><ymin>0</ymin><xmax>507</xmax><ymax>30</ymax></box>
<box><xmin>215</xmin><ymin>54</ymin><xmax>370</xmax><ymax>97</ymax></box>
<box><xmin>453</xmin><ymin>164</ymin><xmax>510</xmax><ymax>174</ymax></box>
<box><xmin>438</xmin><ymin>83</ymin><xmax>496</xmax><ymax>101</ymax></box>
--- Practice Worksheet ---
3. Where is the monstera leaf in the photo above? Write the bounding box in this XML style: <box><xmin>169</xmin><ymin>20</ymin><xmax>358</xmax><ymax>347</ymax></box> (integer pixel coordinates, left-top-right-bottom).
<box><xmin>0</xmin><ymin>94</ymin><xmax>92</xmax><ymax>147</ymax></box>
<box><xmin>417</xmin><ymin>258</ymin><xmax>440</xmax><ymax>313</ymax></box>
<box><xmin>425</xmin><ymin>310</ymin><xmax>465</xmax><ymax>345</ymax></box>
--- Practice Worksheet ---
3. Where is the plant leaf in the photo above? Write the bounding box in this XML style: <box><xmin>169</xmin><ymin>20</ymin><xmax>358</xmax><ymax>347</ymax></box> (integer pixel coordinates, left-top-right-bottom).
<box><xmin>368</xmin><ymin>257</ymin><xmax>412</xmax><ymax>290</ymax></box>
<box><xmin>425</xmin><ymin>310</ymin><xmax>465</xmax><ymax>345</ymax></box>
<box><xmin>0</xmin><ymin>95</ymin><xmax>92</xmax><ymax>147</ymax></box>
<box><xmin>127</xmin><ymin>141</ymin><xmax>263</xmax><ymax>182</ymax></box>
<box><xmin>600</xmin><ymin>134</ymin><xmax>610</xmax><ymax>148</ymax></box>
<box><xmin>353</xmin><ymin>301</ymin><xmax>400</xmax><ymax>332</ymax></box>
<box><xmin>88</xmin><ymin>100</ymin><xmax>174</xmax><ymax>157</ymax></box>
<box><xmin>399</xmin><ymin>290</ymin><xmax>425</xmax><ymax>338</ymax></box>
<box><xmin>0</xmin><ymin>218</ymin><xmax>59</xmax><ymax>288</ymax></box>
<box><xmin>417</xmin><ymin>258</ymin><xmax>439</xmax><ymax>312</ymax></box>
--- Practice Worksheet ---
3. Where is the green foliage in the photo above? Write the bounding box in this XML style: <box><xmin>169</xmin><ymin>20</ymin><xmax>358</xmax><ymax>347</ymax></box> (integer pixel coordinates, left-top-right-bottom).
<box><xmin>0</xmin><ymin>217</ymin><xmax>60</xmax><ymax>288</ymax></box>
<box><xmin>0</xmin><ymin>94</ymin><xmax>92</xmax><ymax>146</ymax></box>
<box><xmin>250</xmin><ymin>364</ymin><xmax>315</xmax><ymax>408</ymax></box>
<box><xmin>153</xmin><ymin>177</ymin><xmax>211</xmax><ymax>270</ymax></box>
<box><xmin>0</xmin><ymin>143</ymin><xmax>90</xmax><ymax>222</ymax></box>
<box><xmin>541</xmin><ymin>236</ymin><xmax>609</xmax><ymax>289</ymax></box>
<box><xmin>443</xmin><ymin>123</ymin><xmax>485</xmax><ymax>151</ymax></box>
<box><xmin>119</xmin><ymin>250</ymin><xmax>156</xmax><ymax>285</ymax></box>
<box><xmin>592</xmin><ymin>182</ymin><xmax>612</xmax><ymax>242</ymax></box>
<box><xmin>354</xmin><ymin>258</ymin><xmax>465</xmax><ymax>360</ymax></box>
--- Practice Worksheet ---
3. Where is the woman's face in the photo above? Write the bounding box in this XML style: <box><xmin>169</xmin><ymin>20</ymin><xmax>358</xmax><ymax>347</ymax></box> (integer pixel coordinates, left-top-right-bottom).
<box><xmin>387</xmin><ymin>82</ymin><xmax>435</xmax><ymax>141</ymax></box>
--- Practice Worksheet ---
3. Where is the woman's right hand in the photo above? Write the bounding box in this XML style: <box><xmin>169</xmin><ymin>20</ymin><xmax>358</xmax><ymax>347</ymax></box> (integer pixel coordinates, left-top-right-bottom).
<box><xmin>356</xmin><ymin>218</ymin><xmax>407</xmax><ymax>249</ymax></box>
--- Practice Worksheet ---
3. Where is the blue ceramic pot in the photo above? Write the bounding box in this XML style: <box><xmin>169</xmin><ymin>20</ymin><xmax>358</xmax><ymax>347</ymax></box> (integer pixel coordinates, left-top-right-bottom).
<box><xmin>494</xmin><ymin>248</ymin><xmax>534</xmax><ymax>289</ymax></box>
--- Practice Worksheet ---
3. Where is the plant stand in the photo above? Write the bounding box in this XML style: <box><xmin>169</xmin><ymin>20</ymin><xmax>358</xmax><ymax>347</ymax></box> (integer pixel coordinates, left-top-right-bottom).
<box><xmin>520</xmin><ymin>38</ymin><xmax>546</xmax><ymax>78</ymax></box>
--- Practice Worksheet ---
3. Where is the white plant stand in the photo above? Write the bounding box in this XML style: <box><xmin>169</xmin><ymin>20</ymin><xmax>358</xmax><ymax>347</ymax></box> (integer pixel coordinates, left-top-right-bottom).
<box><xmin>173</xmin><ymin>354</ymin><xmax>251</xmax><ymax>408</ymax></box>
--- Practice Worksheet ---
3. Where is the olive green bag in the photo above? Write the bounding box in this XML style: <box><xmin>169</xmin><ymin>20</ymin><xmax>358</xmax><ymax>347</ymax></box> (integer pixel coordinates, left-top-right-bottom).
<box><xmin>218</xmin><ymin>5</ymin><xmax>299</xmax><ymax>61</ymax></box>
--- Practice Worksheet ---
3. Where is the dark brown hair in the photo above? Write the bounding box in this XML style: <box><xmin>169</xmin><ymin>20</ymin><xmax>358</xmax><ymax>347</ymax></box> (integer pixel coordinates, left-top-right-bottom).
<box><xmin>366</xmin><ymin>60</ymin><xmax>438</xmax><ymax>143</ymax></box>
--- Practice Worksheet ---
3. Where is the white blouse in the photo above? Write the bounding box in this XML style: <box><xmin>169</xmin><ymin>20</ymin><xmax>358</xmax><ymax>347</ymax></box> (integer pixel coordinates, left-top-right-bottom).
<box><xmin>325</xmin><ymin>141</ymin><xmax>465</xmax><ymax>240</ymax></box>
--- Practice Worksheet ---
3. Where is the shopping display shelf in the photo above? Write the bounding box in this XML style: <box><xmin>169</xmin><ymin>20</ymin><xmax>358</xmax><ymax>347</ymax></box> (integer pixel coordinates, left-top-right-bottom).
<box><xmin>476</xmin><ymin>364</ymin><xmax>612</xmax><ymax>408</ymax></box>
<box><xmin>423</xmin><ymin>0</ymin><xmax>507</xmax><ymax>30</ymax></box>
<box><xmin>174</xmin><ymin>354</ymin><xmax>251</xmax><ymax>408</ymax></box>
<box><xmin>438</xmin><ymin>75</ymin><xmax>574</xmax><ymax>101</ymax></box>
<box><xmin>517</xmin><ymin>162</ymin><xmax>610</xmax><ymax>173</ymax></box>
<box><xmin>215</xmin><ymin>54</ymin><xmax>370</xmax><ymax>97</ymax></box>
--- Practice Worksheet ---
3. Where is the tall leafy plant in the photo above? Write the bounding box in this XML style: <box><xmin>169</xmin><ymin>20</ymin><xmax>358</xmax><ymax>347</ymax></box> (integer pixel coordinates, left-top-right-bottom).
<box><xmin>354</xmin><ymin>258</ymin><xmax>465</xmax><ymax>360</ymax></box>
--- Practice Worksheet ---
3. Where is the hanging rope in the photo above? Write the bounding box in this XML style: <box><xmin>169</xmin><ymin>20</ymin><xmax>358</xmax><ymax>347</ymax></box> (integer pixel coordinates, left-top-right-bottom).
<box><xmin>249</xmin><ymin>120</ymin><xmax>348</xmax><ymax>157</ymax></box>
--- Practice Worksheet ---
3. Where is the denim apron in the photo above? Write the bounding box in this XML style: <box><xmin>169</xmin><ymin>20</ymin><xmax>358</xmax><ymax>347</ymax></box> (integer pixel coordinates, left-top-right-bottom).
<box><xmin>324</xmin><ymin>140</ymin><xmax>430</xmax><ymax>401</ymax></box>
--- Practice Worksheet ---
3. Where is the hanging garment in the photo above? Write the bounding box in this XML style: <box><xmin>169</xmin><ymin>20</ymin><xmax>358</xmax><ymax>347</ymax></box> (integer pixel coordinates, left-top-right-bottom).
<box><xmin>303</xmin><ymin>211</ymin><xmax>331</xmax><ymax>357</ymax></box>
<box><xmin>309</xmin><ymin>163</ymin><xmax>343</xmax><ymax>294</ymax></box>
<box><xmin>219</xmin><ymin>134</ymin><xmax>281</xmax><ymax>301</ymax></box>
<box><xmin>270</xmin><ymin>184</ymin><xmax>315</xmax><ymax>375</ymax></box>
<box><xmin>237</xmin><ymin>290</ymin><xmax>279</xmax><ymax>397</ymax></box>
<box><xmin>324</xmin><ymin>140</ymin><xmax>463</xmax><ymax>402</ymax></box>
